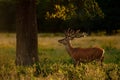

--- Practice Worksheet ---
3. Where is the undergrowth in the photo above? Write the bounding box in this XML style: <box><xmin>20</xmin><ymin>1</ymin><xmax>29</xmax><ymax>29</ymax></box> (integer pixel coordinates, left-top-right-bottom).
<box><xmin>0</xmin><ymin>58</ymin><xmax>120</xmax><ymax>80</ymax></box>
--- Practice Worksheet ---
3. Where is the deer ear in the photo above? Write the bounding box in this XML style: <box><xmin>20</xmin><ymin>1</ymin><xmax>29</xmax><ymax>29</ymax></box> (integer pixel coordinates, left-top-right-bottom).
<box><xmin>66</xmin><ymin>36</ymin><xmax>72</xmax><ymax>40</ymax></box>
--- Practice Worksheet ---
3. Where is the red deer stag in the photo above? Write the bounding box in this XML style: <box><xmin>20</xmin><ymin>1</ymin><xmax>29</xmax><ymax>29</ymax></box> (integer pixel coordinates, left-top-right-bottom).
<box><xmin>58</xmin><ymin>28</ymin><xmax>104</xmax><ymax>66</ymax></box>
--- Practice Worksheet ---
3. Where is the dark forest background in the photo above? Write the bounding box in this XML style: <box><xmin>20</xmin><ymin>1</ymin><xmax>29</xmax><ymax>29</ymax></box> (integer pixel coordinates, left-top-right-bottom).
<box><xmin>0</xmin><ymin>0</ymin><xmax>120</xmax><ymax>35</ymax></box>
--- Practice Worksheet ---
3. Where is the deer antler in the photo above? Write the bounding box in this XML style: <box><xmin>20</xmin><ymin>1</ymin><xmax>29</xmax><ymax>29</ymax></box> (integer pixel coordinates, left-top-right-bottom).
<box><xmin>64</xmin><ymin>28</ymin><xmax>87</xmax><ymax>40</ymax></box>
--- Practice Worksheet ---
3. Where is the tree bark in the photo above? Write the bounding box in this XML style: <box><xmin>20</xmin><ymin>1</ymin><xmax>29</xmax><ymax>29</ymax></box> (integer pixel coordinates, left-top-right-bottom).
<box><xmin>16</xmin><ymin>0</ymin><xmax>39</xmax><ymax>66</ymax></box>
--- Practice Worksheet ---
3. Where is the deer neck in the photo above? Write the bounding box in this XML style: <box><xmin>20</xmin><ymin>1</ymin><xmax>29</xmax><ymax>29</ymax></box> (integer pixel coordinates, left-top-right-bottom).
<box><xmin>65</xmin><ymin>41</ymin><xmax>73</xmax><ymax>56</ymax></box>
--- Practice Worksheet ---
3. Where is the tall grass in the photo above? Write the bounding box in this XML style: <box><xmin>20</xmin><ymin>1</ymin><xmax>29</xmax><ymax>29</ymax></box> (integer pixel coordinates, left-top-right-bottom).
<box><xmin>0</xmin><ymin>33</ymin><xmax>120</xmax><ymax>80</ymax></box>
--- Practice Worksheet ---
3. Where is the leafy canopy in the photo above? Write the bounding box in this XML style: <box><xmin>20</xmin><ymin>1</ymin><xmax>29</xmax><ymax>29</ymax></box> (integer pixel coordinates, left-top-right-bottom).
<box><xmin>45</xmin><ymin>0</ymin><xmax>104</xmax><ymax>21</ymax></box>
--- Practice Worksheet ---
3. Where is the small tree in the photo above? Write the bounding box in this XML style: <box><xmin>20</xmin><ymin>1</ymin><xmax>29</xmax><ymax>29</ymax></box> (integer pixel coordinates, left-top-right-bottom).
<box><xmin>16</xmin><ymin>0</ymin><xmax>39</xmax><ymax>66</ymax></box>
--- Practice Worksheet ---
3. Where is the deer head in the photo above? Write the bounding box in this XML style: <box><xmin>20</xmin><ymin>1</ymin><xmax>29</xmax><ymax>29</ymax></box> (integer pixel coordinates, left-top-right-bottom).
<box><xmin>58</xmin><ymin>28</ymin><xmax>87</xmax><ymax>45</ymax></box>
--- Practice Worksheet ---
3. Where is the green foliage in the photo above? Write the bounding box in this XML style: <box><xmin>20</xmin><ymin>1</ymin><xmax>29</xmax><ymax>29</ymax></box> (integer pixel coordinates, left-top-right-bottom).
<box><xmin>0</xmin><ymin>58</ymin><xmax>120</xmax><ymax>80</ymax></box>
<box><xmin>81</xmin><ymin>0</ymin><xmax>104</xmax><ymax>20</ymax></box>
<box><xmin>45</xmin><ymin>0</ymin><xmax>104</xmax><ymax>21</ymax></box>
<box><xmin>46</xmin><ymin>4</ymin><xmax>76</xmax><ymax>20</ymax></box>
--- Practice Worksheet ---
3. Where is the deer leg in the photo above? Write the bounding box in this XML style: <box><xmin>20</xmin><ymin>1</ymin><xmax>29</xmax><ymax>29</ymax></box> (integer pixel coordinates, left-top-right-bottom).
<box><xmin>74</xmin><ymin>61</ymin><xmax>80</xmax><ymax>67</ymax></box>
<box><xmin>97</xmin><ymin>56</ymin><xmax>104</xmax><ymax>66</ymax></box>
<box><xmin>100</xmin><ymin>56</ymin><xmax>104</xmax><ymax>66</ymax></box>
<box><xmin>73</xmin><ymin>62</ymin><xmax>77</xmax><ymax>67</ymax></box>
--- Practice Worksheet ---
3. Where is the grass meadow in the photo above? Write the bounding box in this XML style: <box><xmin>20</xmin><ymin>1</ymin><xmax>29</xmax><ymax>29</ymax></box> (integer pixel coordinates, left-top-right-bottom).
<box><xmin>0</xmin><ymin>33</ymin><xmax>120</xmax><ymax>80</ymax></box>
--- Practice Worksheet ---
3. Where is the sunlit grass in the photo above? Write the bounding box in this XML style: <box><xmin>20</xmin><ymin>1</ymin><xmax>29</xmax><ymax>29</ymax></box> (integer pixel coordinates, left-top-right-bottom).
<box><xmin>0</xmin><ymin>33</ymin><xmax>120</xmax><ymax>80</ymax></box>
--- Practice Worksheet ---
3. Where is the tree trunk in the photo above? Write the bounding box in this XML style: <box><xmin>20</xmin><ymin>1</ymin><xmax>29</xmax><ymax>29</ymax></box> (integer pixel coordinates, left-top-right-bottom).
<box><xmin>16</xmin><ymin>0</ymin><xmax>39</xmax><ymax>66</ymax></box>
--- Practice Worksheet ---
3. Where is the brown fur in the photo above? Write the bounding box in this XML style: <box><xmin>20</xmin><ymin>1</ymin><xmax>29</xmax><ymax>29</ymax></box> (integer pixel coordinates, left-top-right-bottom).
<box><xmin>58</xmin><ymin>38</ymin><xmax>104</xmax><ymax>65</ymax></box>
